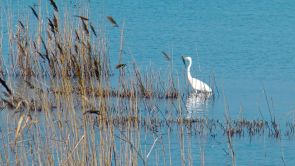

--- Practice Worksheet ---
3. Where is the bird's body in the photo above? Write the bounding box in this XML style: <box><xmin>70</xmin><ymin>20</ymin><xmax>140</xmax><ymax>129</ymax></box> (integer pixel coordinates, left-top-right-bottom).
<box><xmin>183</xmin><ymin>56</ymin><xmax>212</xmax><ymax>93</ymax></box>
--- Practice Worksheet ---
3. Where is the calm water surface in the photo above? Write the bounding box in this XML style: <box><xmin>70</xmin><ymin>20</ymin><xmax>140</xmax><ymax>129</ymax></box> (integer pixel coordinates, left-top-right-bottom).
<box><xmin>1</xmin><ymin>0</ymin><xmax>295</xmax><ymax>165</ymax></box>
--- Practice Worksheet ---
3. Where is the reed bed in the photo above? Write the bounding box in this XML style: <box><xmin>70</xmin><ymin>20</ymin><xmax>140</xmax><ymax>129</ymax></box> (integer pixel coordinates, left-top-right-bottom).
<box><xmin>0</xmin><ymin>1</ymin><xmax>186</xmax><ymax>165</ymax></box>
<box><xmin>0</xmin><ymin>1</ymin><xmax>293</xmax><ymax>166</ymax></box>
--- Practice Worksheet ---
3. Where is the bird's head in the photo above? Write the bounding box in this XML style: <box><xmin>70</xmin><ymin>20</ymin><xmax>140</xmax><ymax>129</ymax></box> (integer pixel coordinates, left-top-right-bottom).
<box><xmin>183</xmin><ymin>56</ymin><xmax>192</xmax><ymax>61</ymax></box>
<box><xmin>181</xmin><ymin>56</ymin><xmax>192</xmax><ymax>67</ymax></box>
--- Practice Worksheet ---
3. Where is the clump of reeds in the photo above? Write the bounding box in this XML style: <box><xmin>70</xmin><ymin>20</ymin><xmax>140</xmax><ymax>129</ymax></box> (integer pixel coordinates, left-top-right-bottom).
<box><xmin>0</xmin><ymin>1</ymin><xmax>186</xmax><ymax>165</ymax></box>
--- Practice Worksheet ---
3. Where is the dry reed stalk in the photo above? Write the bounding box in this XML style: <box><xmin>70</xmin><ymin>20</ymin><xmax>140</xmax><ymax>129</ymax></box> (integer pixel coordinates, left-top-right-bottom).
<box><xmin>0</xmin><ymin>31</ymin><xmax>4</xmax><ymax>77</ymax></box>
<box><xmin>179</xmin><ymin>125</ymin><xmax>186</xmax><ymax>166</ymax></box>
<box><xmin>186</xmin><ymin>131</ymin><xmax>192</xmax><ymax>166</ymax></box>
<box><xmin>224</xmin><ymin>102</ymin><xmax>236</xmax><ymax>166</ymax></box>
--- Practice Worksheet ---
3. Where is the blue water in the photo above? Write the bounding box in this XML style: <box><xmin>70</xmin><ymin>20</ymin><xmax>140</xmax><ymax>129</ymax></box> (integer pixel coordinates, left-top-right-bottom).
<box><xmin>1</xmin><ymin>0</ymin><xmax>295</xmax><ymax>165</ymax></box>
<box><xmin>101</xmin><ymin>0</ymin><xmax>295</xmax><ymax>121</ymax></box>
<box><xmin>79</xmin><ymin>0</ymin><xmax>295</xmax><ymax>121</ymax></box>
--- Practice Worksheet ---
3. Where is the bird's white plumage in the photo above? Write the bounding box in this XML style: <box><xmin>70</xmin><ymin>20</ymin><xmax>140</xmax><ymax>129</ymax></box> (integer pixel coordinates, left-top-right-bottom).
<box><xmin>184</xmin><ymin>56</ymin><xmax>212</xmax><ymax>93</ymax></box>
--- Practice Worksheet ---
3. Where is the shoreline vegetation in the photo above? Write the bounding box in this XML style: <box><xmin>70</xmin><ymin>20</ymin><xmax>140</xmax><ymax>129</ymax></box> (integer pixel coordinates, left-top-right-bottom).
<box><xmin>0</xmin><ymin>1</ymin><xmax>294</xmax><ymax>165</ymax></box>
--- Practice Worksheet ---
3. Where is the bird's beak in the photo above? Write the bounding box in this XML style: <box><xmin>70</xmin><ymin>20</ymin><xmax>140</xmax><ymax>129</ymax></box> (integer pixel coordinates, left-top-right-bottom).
<box><xmin>181</xmin><ymin>56</ymin><xmax>186</xmax><ymax>66</ymax></box>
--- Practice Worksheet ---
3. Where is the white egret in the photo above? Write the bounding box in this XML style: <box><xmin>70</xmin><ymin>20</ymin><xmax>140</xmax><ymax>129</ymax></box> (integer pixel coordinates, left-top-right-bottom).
<box><xmin>183</xmin><ymin>56</ymin><xmax>212</xmax><ymax>93</ymax></box>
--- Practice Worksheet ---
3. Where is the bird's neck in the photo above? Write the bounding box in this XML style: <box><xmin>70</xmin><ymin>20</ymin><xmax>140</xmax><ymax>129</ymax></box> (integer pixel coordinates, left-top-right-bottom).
<box><xmin>187</xmin><ymin>60</ymin><xmax>193</xmax><ymax>81</ymax></box>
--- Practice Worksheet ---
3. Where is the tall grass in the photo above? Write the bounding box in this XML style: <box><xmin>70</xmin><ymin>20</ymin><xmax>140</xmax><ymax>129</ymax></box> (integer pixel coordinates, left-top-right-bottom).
<box><xmin>0</xmin><ymin>2</ymin><xmax>185</xmax><ymax>165</ymax></box>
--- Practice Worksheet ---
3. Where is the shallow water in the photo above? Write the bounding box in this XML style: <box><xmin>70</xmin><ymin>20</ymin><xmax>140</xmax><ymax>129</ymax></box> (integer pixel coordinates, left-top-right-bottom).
<box><xmin>1</xmin><ymin>0</ymin><xmax>295</xmax><ymax>165</ymax></box>
<box><xmin>1</xmin><ymin>0</ymin><xmax>295</xmax><ymax>118</ymax></box>
<box><xmin>93</xmin><ymin>0</ymin><xmax>294</xmax><ymax>120</ymax></box>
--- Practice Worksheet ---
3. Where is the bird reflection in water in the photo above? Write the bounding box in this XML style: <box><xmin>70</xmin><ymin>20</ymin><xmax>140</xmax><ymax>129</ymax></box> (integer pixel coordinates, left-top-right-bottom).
<box><xmin>185</xmin><ymin>92</ymin><xmax>212</xmax><ymax>119</ymax></box>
